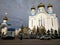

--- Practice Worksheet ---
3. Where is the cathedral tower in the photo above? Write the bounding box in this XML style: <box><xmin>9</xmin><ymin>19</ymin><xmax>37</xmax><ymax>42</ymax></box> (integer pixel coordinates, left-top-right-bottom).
<box><xmin>37</xmin><ymin>3</ymin><xmax>45</xmax><ymax>13</ymax></box>
<box><xmin>3</xmin><ymin>16</ymin><xmax>8</xmax><ymax>23</ymax></box>
<box><xmin>47</xmin><ymin>4</ymin><xmax>53</xmax><ymax>14</ymax></box>
<box><xmin>31</xmin><ymin>6</ymin><xmax>36</xmax><ymax>15</ymax></box>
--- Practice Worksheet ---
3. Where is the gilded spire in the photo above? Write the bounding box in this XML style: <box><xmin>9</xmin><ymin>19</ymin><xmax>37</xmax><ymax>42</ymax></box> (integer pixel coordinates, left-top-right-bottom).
<box><xmin>47</xmin><ymin>4</ymin><xmax>53</xmax><ymax>8</ymax></box>
<box><xmin>38</xmin><ymin>3</ymin><xmax>45</xmax><ymax>8</ymax></box>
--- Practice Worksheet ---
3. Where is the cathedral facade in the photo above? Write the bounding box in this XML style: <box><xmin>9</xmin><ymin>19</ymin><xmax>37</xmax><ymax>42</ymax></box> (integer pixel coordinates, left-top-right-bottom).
<box><xmin>29</xmin><ymin>3</ymin><xmax>59</xmax><ymax>34</ymax></box>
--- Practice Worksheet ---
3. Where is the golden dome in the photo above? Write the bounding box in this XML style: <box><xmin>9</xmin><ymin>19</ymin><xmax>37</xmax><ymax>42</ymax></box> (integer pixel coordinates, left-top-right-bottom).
<box><xmin>47</xmin><ymin>4</ymin><xmax>53</xmax><ymax>8</ymax></box>
<box><xmin>31</xmin><ymin>6</ymin><xmax>35</xmax><ymax>10</ymax></box>
<box><xmin>3</xmin><ymin>16</ymin><xmax>8</xmax><ymax>20</ymax></box>
<box><xmin>38</xmin><ymin>3</ymin><xmax>45</xmax><ymax>8</ymax></box>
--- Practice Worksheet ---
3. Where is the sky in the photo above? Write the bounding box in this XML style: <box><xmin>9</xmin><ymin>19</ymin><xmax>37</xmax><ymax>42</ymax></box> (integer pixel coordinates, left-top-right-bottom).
<box><xmin>0</xmin><ymin>0</ymin><xmax>60</xmax><ymax>29</ymax></box>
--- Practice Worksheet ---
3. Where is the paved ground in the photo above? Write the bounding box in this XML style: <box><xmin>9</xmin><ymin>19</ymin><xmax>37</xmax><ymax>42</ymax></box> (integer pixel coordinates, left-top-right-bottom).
<box><xmin>0</xmin><ymin>39</ymin><xmax>60</xmax><ymax>45</ymax></box>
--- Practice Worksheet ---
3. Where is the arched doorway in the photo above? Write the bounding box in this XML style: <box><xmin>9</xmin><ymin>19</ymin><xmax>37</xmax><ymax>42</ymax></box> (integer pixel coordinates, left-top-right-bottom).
<box><xmin>39</xmin><ymin>25</ymin><xmax>46</xmax><ymax>35</ymax></box>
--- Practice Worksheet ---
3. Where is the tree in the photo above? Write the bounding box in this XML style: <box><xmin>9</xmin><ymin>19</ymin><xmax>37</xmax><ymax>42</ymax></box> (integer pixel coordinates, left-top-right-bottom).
<box><xmin>54</xmin><ymin>30</ymin><xmax>58</xmax><ymax>35</ymax></box>
<box><xmin>23</xmin><ymin>27</ymin><xmax>28</xmax><ymax>34</ymax></box>
<box><xmin>37</xmin><ymin>26</ymin><xmax>39</xmax><ymax>33</ymax></box>
<box><xmin>32</xmin><ymin>26</ymin><xmax>36</xmax><ymax>34</ymax></box>
<box><xmin>51</xmin><ymin>28</ymin><xmax>53</xmax><ymax>36</ymax></box>
<box><xmin>47</xmin><ymin>30</ymin><xmax>50</xmax><ymax>35</ymax></box>
<box><xmin>58</xmin><ymin>28</ymin><xmax>60</xmax><ymax>36</ymax></box>
<box><xmin>36</xmin><ymin>26</ymin><xmax>40</xmax><ymax>35</ymax></box>
<box><xmin>0</xmin><ymin>28</ymin><xmax>1</xmax><ymax>36</ymax></box>
<box><xmin>21</xmin><ymin>25</ymin><xmax>24</xmax><ymax>33</ymax></box>
<box><xmin>18</xmin><ymin>25</ymin><xmax>24</xmax><ymax>38</ymax></box>
<box><xmin>31</xmin><ymin>26</ymin><xmax>36</xmax><ymax>39</ymax></box>
<box><xmin>18</xmin><ymin>31</ymin><xmax>21</xmax><ymax>36</ymax></box>
<box><xmin>18</xmin><ymin>31</ymin><xmax>23</xmax><ymax>40</ymax></box>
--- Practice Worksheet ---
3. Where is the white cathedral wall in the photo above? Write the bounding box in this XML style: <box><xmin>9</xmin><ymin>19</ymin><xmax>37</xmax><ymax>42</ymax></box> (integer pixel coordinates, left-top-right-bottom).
<box><xmin>45</xmin><ymin>16</ymin><xmax>50</xmax><ymax>31</ymax></box>
<box><xmin>33</xmin><ymin>17</ymin><xmax>37</xmax><ymax>29</ymax></box>
<box><xmin>1</xmin><ymin>27</ymin><xmax>7</xmax><ymax>35</ymax></box>
<box><xmin>49</xmin><ymin>14</ymin><xmax>59</xmax><ymax>34</ymax></box>
<box><xmin>29</xmin><ymin>19</ymin><xmax>32</xmax><ymax>30</ymax></box>
<box><xmin>52</xmin><ymin>17</ymin><xmax>59</xmax><ymax>34</ymax></box>
<box><xmin>29</xmin><ymin>16</ymin><xmax>34</xmax><ymax>30</ymax></box>
<box><xmin>55</xmin><ymin>18</ymin><xmax>59</xmax><ymax>33</ymax></box>
<box><xmin>44</xmin><ymin>17</ymin><xmax>47</xmax><ymax>31</ymax></box>
<box><xmin>44</xmin><ymin>14</ymin><xmax>51</xmax><ymax>32</ymax></box>
<box><xmin>29</xmin><ymin>12</ymin><xmax>59</xmax><ymax>34</ymax></box>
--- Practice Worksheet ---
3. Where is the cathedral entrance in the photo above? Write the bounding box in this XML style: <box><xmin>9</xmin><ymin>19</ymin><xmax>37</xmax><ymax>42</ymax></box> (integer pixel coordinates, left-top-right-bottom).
<box><xmin>39</xmin><ymin>25</ymin><xmax>46</xmax><ymax>35</ymax></box>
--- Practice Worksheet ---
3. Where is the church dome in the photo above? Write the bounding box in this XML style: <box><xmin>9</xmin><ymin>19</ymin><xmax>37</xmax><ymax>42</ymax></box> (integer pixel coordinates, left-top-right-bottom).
<box><xmin>47</xmin><ymin>4</ymin><xmax>53</xmax><ymax>8</ymax></box>
<box><xmin>3</xmin><ymin>16</ymin><xmax>8</xmax><ymax>20</ymax></box>
<box><xmin>31</xmin><ymin>6</ymin><xmax>35</xmax><ymax>10</ymax></box>
<box><xmin>38</xmin><ymin>3</ymin><xmax>45</xmax><ymax>8</ymax></box>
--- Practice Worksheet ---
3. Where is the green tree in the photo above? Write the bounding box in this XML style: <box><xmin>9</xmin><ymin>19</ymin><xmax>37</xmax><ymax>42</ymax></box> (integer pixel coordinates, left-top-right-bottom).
<box><xmin>51</xmin><ymin>28</ymin><xmax>53</xmax><ymax>36</ymax></box>
<box><xmin>36</xmin><ymin>26</ymin><xmax>40</xmax><ymax>35</ymax></box>
<box><xmin>21</xmin><ymin>25</ymin><xmax>24</xmax><ymax>33</ymax></box>
<box><xmin>47</xmin><ymin>30</ymin><xmax>50</xmax><ymax>35</ymax></box>
<box><xmin>54</xmin><ymin>30</ymin><xmax>58</xmax><ymax>35</ymax></box>
<box><xmin>23</xmin><ymin>27</ymin><xmax>28</xmax><ymax>34</ymax></box>
<box><xmin>32</xmin><ymin>26</ymin><xmax>36</xmax><ymax>33</ymax></box>
<box><xmin>37</xmin><ymin>26</ymin><xmax>39</xmax><ymax>33</ymax></box>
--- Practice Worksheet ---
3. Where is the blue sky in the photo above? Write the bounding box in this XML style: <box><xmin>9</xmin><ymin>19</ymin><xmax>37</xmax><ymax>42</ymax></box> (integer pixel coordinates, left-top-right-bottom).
<box><xmin>0</xmin><ymin>0</ymin><xmax>60</xmax><ymax>29</ymax></box>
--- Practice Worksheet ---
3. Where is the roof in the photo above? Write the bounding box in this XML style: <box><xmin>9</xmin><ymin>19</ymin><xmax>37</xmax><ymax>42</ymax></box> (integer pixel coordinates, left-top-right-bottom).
<box><xmin>3</xmin><ymin>16</ymin><xmax>8</xmax><ymax>20</ymax></box>
<box><xmin>38</xmin><ymin>3</ymin><xmax>45</xmax><ymax>8</ymax></box>
<box><xmin>7</xmin><ymin>24</ymin><xmax>11</xmax><ymax>26</ymax></box>
<box><xmin>1</xmin><ymin>24</ymin><xmax>7</xmax><ymax>28</ymax></box>
<box><xmin>31</xmin><ymin>6</ymin><xmax>35</xmax><ymax>10</ymax></box>
<box><xmin>8</xmin><ymin>28</ymin><xmax>15</xmax><ymax>31</ymax></box>
<box><xmin>47</xmin><ymin>4</ymin><xmax>53</xmax><ymax>8</ymax></box>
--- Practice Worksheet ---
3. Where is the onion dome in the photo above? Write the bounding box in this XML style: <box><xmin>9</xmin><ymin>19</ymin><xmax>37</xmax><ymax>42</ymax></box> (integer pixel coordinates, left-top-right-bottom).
<box><xmin>31</xmin><ymin>6</ymin><xmax>35</xmax><ymax>10</ymax></box>
<box><xmin>47</xmin><ymin>4</ymin><xmax>53</xmax><ymax>8</ymax></box>
<box><xmin>3</xmin><ymin>16</ymin><xmax>8</xmax><ymax>20</ymax></box>
<box><xmin>38</xmin><ymin>3</ymin><xmax>45</xmax><ymax>8</ymax></box>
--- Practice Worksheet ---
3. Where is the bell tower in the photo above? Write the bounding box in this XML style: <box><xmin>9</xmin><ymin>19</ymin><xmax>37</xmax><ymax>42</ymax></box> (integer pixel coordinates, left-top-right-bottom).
<box><xmin>31</xmin><ymin>6</ymin><xmax>36</xmax><ymax>16</ymax></box>
<box><xmin>47</xmin><ymin>4</ymin><xmax>53</xmax><ymax>14</ymax></box>
<box><xmin>37</xmin><ymin>3</ymin><xmax>45</xmax><ymax>13</ymax></box>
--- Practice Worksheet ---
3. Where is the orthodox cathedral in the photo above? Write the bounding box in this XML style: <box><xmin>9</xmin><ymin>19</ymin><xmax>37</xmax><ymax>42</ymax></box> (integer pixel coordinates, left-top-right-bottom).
<box><xmin>29</xmin><ymin>3</ymin><xmax>59</xmax><ymax>34</ymax></box>
<box><xmin>0</xmin><ymin>3</ymin><xmax>59</xmax><ymax>36</ymax></box>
